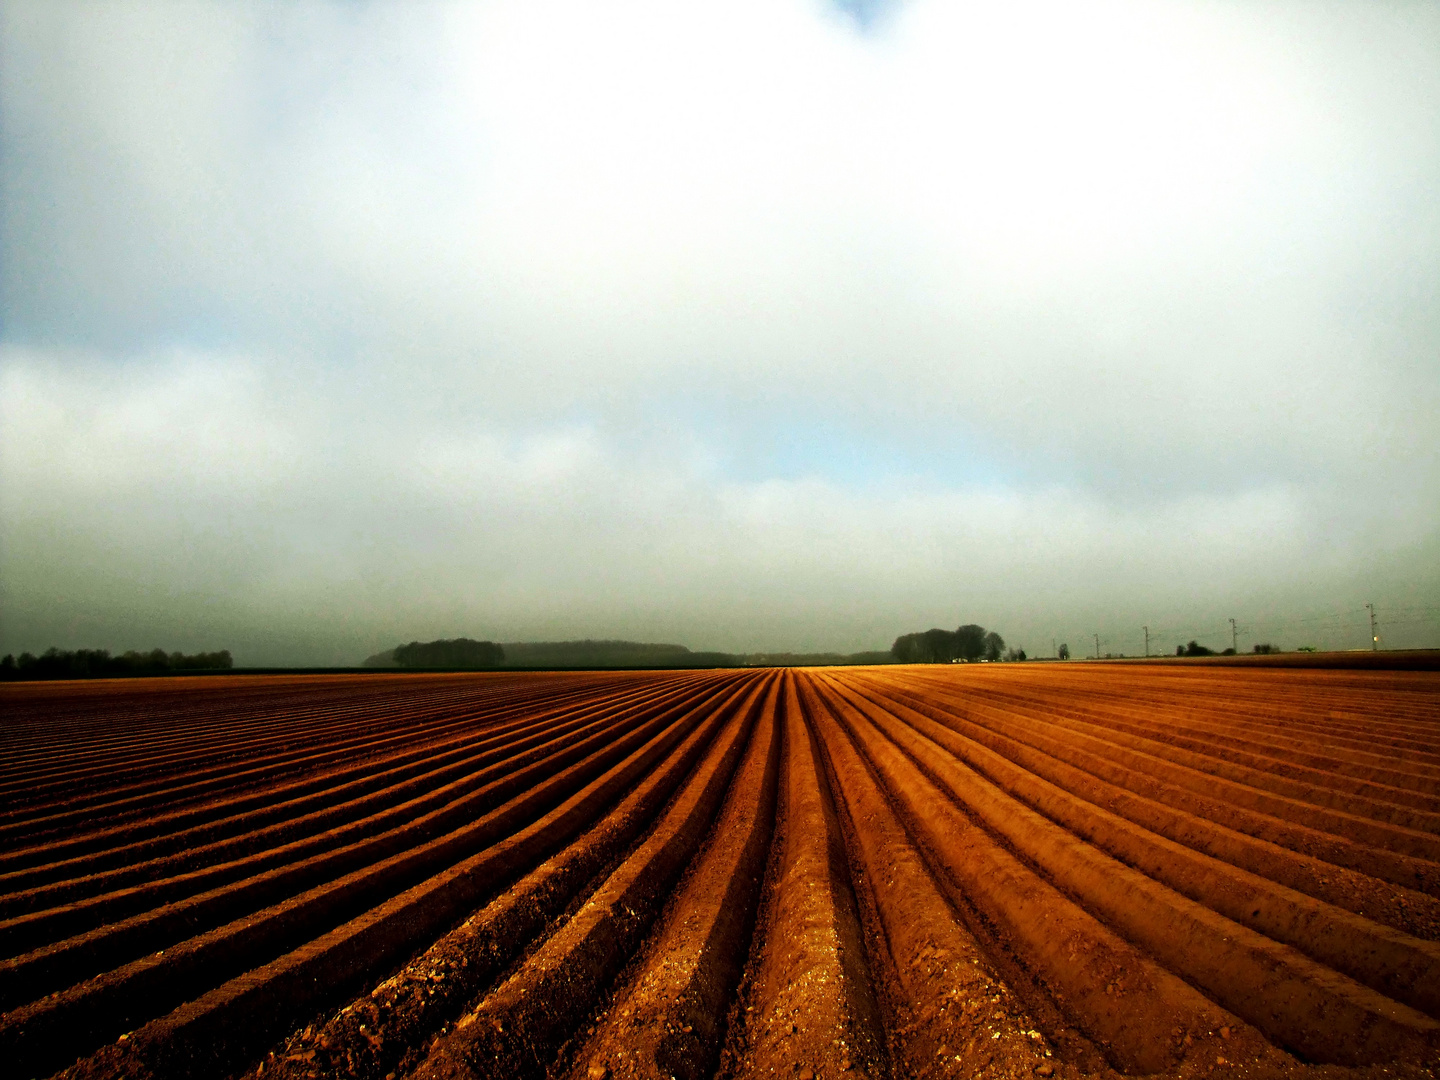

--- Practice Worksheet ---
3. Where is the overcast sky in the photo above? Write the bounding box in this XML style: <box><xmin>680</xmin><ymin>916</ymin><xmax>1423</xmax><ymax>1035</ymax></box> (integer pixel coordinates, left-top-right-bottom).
<box><xmin>2</xmin><ymin>0</ymin><xmax>1438</xmax><ymax>665</ymax></box>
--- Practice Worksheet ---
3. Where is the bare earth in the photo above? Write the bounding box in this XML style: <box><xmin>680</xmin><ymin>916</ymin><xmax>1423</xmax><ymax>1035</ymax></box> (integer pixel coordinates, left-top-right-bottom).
<box><xmin>1</xmin><ymin>663</ymin><xmax>1437</xmax><ymax>1080</ymax></box>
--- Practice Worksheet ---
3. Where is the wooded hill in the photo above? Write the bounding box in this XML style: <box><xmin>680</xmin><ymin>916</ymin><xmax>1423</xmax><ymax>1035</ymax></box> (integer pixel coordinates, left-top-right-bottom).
<box><xmin>361</xmin><ymin>639</ymin><xmax>894</xmax><ymax>669</ymax></box>
<box><xmin>362</xmin><ymin>639</ymin><xmax>734</xmax><ymax>670</ymax></box>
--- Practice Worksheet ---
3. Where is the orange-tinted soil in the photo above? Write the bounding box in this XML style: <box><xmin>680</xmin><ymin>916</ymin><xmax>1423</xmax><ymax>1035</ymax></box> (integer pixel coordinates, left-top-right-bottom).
<box><xmin>1</xmin><ymin>664</ymin><xmax>1438</xmax><ymax>1080</ymax></box>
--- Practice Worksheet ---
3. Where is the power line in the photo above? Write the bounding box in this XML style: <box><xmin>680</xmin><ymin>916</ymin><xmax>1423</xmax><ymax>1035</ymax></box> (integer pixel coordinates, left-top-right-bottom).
<box><xmin>1083</xmin><ymin>602</ymin><xmax>1437</xmax><ymax>657</ymax></box>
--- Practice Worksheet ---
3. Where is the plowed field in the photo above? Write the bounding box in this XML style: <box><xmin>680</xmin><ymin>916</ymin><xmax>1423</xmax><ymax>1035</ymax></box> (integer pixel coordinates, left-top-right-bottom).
<box><xmin>2</xmin><ymin>664</ymin><xmax>1438</xmax><ymax>1080</ymax></box>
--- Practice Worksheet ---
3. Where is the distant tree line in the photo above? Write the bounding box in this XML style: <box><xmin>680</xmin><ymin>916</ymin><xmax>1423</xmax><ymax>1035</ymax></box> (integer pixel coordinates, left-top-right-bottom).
<box><xmin>502</xmin><ymin>640</ymin><xmax>700</xmax><ymax>668</ymax></box>
<box><xmin>392</xmin><ymin>639</ymin><xmax>505</xmax><ymax>669</ymax></box>
<box><xmin>891</xmin><ymin>624</ymin><xmax>1023</xmax><ymax>664</ymax></box>
<box><xmin>367</xmin><ymin>639</ymin><xmax>902</xmax><ymax>670</ymax></box>
<box><xmin>1175</xmin><ymin>640</ymin><xmax>1282</xmax><ymax>657</ymax></box>
<box><xmin>370</xmin><ymin>639</ymin><xmax>748</xmax><ymax>670</ymax></box>
<box><xmin>0</xmin><ymin>647</ymin><xmax>233</xmax><ymax>681</ymax></box>
<box><xmin>736</xmin><ymin>650</ymin><xmax>895</xmax><ymax>667</ymax></box>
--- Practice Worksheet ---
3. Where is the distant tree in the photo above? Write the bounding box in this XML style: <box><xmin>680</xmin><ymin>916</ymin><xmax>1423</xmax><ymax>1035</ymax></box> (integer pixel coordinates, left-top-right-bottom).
<box><xmin>1176</xmin><ymin>645</ymin><xmax>1185</xmax><ymax>656</ymax></box>
<box><xmin>683</xmin><ymin>652</ymin><xmax>740</xmax><ymax>667</ymax></box>
<box><xmin>923</xmin><ymin>628</ymin><xmax>958</xmax><ymax>662</ymax></box>
<box><xmin>188</xmin><ymin>650</ymin><xmax>232</xmax><ymax>669</ymax></box>
<box><xmin>393</xmin><ymin>638</ymin><xmax>505</xmax><ymax>669</ymax></box>
<box><xmin>892</xmin><ymin>629</ymin><xmax>959</xmax><ymax>663</ymax></box>
<box><xmin>0</xmin><ymin>647</ymin><xmax>231</xmax><ymax>680</ymax></box>
<box><xmin>890</xmin><ymin>633</ymin><xmax>923</xmax><ymax>663</ymax></box>
<box><xmin>954</xmin><ymin>624</ymin><xmax>987</xmax><ymax>662</ymax></box>
<box><xmin>983</xmin><ymin>631</ymin><xmax>1005</xmax><ymax>662</ymax></box>
<box><xmin>1252</xmin><ymin>643</ymin><xmax>1280</xmax><ymax>655</ymax></box>
<box><xmin>893</xmin><ymin>622</ymin><xmax>1019</xmax><ymax>664</ymax></box>
<box><xmin>1004</xmin><ymin>647</ymin><xmax>1027</xmax><ymax>662</ymax></box>
<box><xmin>501</xmin><ymin>640</ymin><xmax>692</xmax><ymax>668</ymax></box>
<box><xmin>1183</xmin><ymin>640</ymin><xmax>1214</xmax><ymax>657</ymax></box>
<box><xmin>1221</xmin><ymin>647</ymin><xmax>1236</xmax><ymax>656</ymax></box>
<box><xmin>1057</xmin><ymin>643</ymin><xmax>1070</xmax><ymax>660</ymax></box>
<box><xmin>846</xmin><ymin>651</ymin><xmax>896</xmax><ymax>666</ymax></box>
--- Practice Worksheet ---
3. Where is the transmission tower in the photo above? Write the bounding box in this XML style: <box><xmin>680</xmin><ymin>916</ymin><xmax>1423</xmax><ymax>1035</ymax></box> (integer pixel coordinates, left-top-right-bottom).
<box><xmin>1366</xmin><ymin>603</ymin><xmax>1379</xmax><ymax>650</ymax></box>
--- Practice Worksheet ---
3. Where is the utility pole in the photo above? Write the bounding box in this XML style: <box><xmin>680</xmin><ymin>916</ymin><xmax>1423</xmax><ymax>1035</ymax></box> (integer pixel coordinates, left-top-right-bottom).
<box><xmin>1143</xmin><ymin>625</ymin><xmax>1150</xmax><ymax>658</ymax></box>
<box><xmin>1229</xmin><ymin>618</ymin><xmax>1238</xmax><ymax>654</ymax></box>
<box><xmin>1366</xmin><ymin>603</ymin><xmax>1379</xmax><ymax>651</ymax></box>
<box><xmin>1094</xmin><ymin>633</ymin><xmax>1100</xmax><ymax>659</ymax></box>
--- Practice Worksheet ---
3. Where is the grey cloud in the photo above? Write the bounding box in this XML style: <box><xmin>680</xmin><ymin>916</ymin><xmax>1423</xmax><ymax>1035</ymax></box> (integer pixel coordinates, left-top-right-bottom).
<box><xmin>1</xmin><ymin>0</ymin><xmax>1437</xmax><ymax>662</ymax></box>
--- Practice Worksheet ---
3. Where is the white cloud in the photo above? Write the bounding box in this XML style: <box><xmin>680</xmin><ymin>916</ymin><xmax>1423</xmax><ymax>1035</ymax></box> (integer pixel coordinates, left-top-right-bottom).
<box><xmin>0</xmin><ymin>350</ymin><xmax>302</xmax><ymax>497</ymax></box>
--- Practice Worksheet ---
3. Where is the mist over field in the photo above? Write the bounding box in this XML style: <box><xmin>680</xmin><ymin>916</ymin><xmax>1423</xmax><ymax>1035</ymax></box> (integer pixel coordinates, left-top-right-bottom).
<box><xmin>2</xmin><ymin>0</ymin><xmax>1438</xmax><ymax>665</ymax></box>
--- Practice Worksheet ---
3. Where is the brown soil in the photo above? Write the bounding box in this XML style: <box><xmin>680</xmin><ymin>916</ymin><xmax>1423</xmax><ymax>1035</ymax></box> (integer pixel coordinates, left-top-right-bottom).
<box><xmin>0</xmin><ymin>664</ymin><xmax>1436</xmax><ymax>1080</ymax></box>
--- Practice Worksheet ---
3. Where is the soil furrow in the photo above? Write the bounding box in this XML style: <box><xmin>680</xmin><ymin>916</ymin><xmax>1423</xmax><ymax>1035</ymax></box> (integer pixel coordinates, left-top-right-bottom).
<box><xmin>802</xmin><ymin>673</ymin><xmax>1074</xmax><ymax>1080</ymax></box>
<box><xmin>564</xmin><ymin>674</ymin><xmax>782</xmax><ymax>1080</ymax></box>
<box><xmin>0</xmin><ymin>699</ymin><xmax>685</xmax><ymax>1056</ymax></box>
<box><xmin>844</xmin><ymin>679</ymin><xmax>1440</xmax><ymax>1015</ymax></box>
<box><xmin>404</xmin><ymin>674</ymin><xmax>767</xmax><ymax>1079</ymax></box>
<box><xmin>0</xmin><ymin>663</ymin><xmax>1434</xmax><ymax>1080</ymax></box>
<box><xmin>56</xmin><ymin>674</ymin><xmax>772</xmax><ymax>1080</ymax></box>
<box><xmin>855</xmin><ymin>674</ymin><xmax>1440</xmax><ymax>916</ymax></box>
<box><xmin>725</xmin><ymin>671</ymin><xmax>887</xmax><ymax>1080</ymax></box>
<box><xmin>824</xmin><ymin>677</ymin><xmax>1440</xmax><ymax>1065</ymax></box>
<box><xmin>816</xmin><ymin>673</ymin><xmax>1244</xmax><ymax>1074</ymax></box>
<box><xmin>0</xmin><ymin>677</ymin><xmax>716</xmax><ymax>926</ymax></box>
<box><xmin>254</xmin><ymin>673</ymin><xmax>769</xmax><ymax>1080</ymax></box>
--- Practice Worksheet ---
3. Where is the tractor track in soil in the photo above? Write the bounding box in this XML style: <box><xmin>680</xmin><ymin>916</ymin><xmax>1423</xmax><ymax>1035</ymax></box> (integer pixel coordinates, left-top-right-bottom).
<box><xmin>1</xmin><ymin>663</ymin><xmax>1436</xmax><ymax>1080</ymax></box>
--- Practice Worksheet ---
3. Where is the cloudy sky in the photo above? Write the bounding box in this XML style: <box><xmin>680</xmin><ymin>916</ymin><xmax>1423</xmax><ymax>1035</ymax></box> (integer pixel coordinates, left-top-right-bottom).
<box><xmin>2</xmin><ymin>0</ymin><xmax>1438</xmax><ymax>665</ymax></box>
